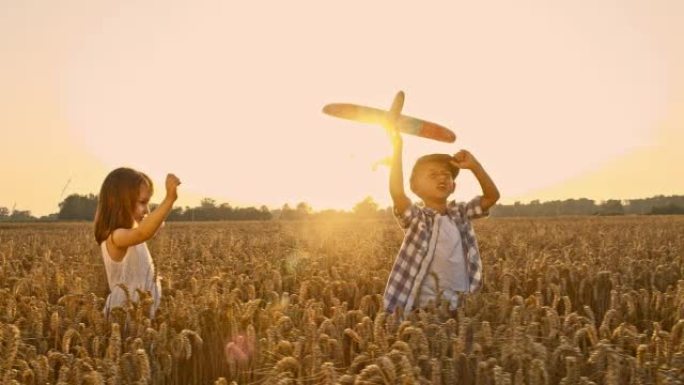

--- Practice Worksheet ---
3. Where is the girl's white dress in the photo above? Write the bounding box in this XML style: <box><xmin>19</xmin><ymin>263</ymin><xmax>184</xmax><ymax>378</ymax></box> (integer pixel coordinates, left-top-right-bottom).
<box><xmin>101</xmin><ymin>241</ymin><xmax>161</xmax><ymax>318</ymax></box>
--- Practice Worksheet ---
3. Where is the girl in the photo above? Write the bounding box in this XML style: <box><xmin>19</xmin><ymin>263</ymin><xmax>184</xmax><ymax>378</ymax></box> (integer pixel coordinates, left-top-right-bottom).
<box><xmin>94</xmin><ymin>167</ymin><xmax>181</xmax><ymax>319</ymax></box>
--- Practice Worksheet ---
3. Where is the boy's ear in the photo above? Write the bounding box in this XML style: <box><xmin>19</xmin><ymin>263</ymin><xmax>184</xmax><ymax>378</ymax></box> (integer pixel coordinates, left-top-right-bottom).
<box><xmin>409</xmin><ymin>178</ymin><xmax>418</xmax><ymax>195</ymax></box>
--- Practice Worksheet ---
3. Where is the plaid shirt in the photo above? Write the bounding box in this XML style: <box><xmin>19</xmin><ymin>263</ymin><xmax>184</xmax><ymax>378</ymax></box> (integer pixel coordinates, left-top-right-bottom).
<box><xmin>383</xmin><ymin>196</ymin><xmax>488</xmax><ymax>313</ymax></box>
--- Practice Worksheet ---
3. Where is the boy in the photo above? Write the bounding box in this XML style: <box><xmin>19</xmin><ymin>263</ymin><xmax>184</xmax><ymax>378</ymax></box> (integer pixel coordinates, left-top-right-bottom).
<box><xmin>384</xmin><ymin>121</ymin><xmax>500</xmax><ymax>314</ymax></box>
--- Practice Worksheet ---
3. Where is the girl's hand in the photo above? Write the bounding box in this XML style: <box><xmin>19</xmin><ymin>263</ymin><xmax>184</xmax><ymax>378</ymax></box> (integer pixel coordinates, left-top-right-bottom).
<box><xmin>165</xmin><ymin>173</ymin><xmax>181</xmax><ymax>201</ymax></box>
<box><xmin>450</xmin><ymin>150</ymin><xmax>481</xmax><ymax>170</ymax></box>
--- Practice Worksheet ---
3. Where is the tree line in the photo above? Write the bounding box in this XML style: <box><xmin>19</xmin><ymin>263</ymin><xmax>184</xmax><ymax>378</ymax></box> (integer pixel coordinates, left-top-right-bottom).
<box><xmin>1</xmin><ymin>194</ymin><xmax>683</xmax><ymax>222</ymax></box>
<box><xmin>489</xmin><ymin>196</ymin><xmax>684</xmax><ymax>216</ymax></box>
<box><xmin>0</xmin><ymin>194</ymin><xmax>387</xmax><ymax>222</ymax></box>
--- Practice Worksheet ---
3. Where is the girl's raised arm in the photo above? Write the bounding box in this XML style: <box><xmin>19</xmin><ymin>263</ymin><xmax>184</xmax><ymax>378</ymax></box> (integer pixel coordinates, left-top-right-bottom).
<box><xmin>110</xmin><ymin>174</ymin><xmax>180</xmax><ymax>252</ymax></box>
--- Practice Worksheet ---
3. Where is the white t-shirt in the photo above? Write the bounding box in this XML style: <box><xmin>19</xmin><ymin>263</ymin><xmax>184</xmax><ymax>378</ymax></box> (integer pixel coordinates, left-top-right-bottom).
<box><xmin>416</xmin><ymin>214</ymin><xmax>468</xmax><ymax>309</ymax></box>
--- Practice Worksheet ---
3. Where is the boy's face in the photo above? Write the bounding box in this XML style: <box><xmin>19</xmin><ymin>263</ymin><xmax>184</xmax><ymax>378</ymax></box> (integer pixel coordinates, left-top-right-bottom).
<box><xmin>410</xmin><ymin>161</ymin><xmax>456</xmax><ymax>201</ymax></box>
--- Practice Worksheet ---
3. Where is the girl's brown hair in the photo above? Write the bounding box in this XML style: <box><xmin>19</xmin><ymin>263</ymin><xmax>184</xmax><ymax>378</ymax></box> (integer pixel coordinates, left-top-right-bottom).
<box><xmin>94</xmin><ymin>168</ymin><xmax>154</xmax><ymax>244</ymax></box>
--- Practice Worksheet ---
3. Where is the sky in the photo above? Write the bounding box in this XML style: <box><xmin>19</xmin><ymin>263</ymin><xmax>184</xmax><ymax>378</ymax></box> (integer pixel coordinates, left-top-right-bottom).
<box><xmin>1</xmin><ymin>1</ymin><xmax>683</xmax><ymax>216</ymax></box>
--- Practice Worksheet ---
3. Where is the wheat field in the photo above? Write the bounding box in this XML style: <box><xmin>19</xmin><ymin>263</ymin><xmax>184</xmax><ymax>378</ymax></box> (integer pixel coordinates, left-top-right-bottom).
<box><xmin>1</xmin><ymin>216</ymin><xmax>683</xmax><ymax>384</ymax></box>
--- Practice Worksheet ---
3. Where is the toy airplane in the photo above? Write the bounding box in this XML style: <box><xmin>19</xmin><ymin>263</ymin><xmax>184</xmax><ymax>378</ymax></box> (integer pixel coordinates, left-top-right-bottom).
<box><xmin>322</xmin><ymin>91</ymin><xmax>456</xmax><ymax>143</ymax></box>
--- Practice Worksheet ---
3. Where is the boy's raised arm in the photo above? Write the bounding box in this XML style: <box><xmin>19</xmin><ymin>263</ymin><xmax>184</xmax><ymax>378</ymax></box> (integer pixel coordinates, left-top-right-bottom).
<box><xmin>389</xmin><ymin>129</ymin><xmax>411</xmax><ymax>214</ymax></box>
<box><xmin>386</xmin><ymin>91</ymin><xmax>411</xmax><ymax>214</ymax></box>
<box><xmin>472</xmin><ymin>164</ymin><xmax>499</xmax><ymax>212</ymax></box>
<box><xmin>451</xmin><ymin>150</ymin><xmax>500</xmax><ymax>212</ymax></box>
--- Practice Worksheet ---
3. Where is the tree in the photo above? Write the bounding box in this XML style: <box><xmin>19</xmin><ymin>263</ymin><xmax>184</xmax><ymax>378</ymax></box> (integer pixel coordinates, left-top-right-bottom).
<box><xmin>600</xmin><ymin>200</ymin><xmax>624</xmax><ymax>216</ymax></box>
<box><xmin>651</xmin><ymin>203</ymin><xmax>684</xmax><ymax>215</ymax></box>
<box><xmin>259</xmin><ymin>205</ymin><xmax>272</xmax><ymax>220</ymax></box>
<box><xmin>10</xmin><ymin>209</ymin><xmax>33</xmax><ymax>221</ymax></box>
<box><xmin>280</xmin><ymin>204</ymin><xmax>294</xmax><ymax>220</ymax></box>
<box><xmin>58</xmin><ymin>194</ymin><xmax>98</xmax><ymax>220</ymax></box>
<box><xmin>278</xmin><ymin>202</ymin><xmax>312</xmax><ymax>220</ymax></box>
<box><xmin>217</xmin><ymin>203</ymin><xmax>233</xmax><ymax>220</ymax></box>
<box><xmin>295</xmin><ymin>202</ymin><xmax>312</xmax><ymax>219</ymax></box>
<box><xmin>0</xmin><ymin>207</ymin><xmax>8</xmax><ymax>219</ymax></box>
<box><xmin>353</xmin><ymin>196</ymin><xmax>379</xmax><ymax>217</ymax></box>
<box><xmin>167</xmin><ymin>207</ymin><xmax>184</xmax><ymax>221</ymax></box>
<box><xmin>201</xmin><ymin>198</ymin><xmax>216</xmax><ymax>208</ymax></box>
